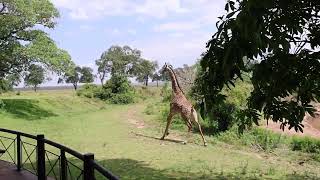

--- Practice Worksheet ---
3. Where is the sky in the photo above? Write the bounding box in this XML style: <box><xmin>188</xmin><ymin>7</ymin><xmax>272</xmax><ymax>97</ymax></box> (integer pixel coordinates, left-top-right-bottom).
<box><xmin>44</xmin><ymin>0</ymin><xmax>227</xmax><ymax>86</ymax></box>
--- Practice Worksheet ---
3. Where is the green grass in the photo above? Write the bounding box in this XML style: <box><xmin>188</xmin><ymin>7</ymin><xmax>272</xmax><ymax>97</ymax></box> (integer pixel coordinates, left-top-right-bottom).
<box><xmin>0</xmin><ymin>89</ymin><xmax>320</xmax><ymax>179</ymax></box>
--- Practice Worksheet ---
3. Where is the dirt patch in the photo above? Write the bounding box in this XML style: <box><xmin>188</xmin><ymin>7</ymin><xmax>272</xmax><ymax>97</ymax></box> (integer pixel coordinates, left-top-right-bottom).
<box><xmin>125</xmin><ymin>104</ymin><xmax>145</xmax><ymax>129</ymax></box>
<box><xmin>264</xmin><ymin>103</ymin><xmax>320</xmax><ymax>138</ymax></box>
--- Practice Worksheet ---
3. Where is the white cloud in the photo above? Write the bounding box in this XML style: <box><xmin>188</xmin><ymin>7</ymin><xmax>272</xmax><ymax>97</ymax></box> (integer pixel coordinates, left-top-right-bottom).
<box><xmin>128</xmin><ymin>32</ymin><xmax>211</xmax><ymax>67</ymax></box>
<box><xmin>79</xmin><ymin>25</ymin><xmax>94</xmax><ymax>31</ymax></box>
<box><xmin>154</xmin><ymin>21</ymin><xmax>199</xmax><ymax>32</ymax></box>
<box><xmin>127</xmin><ymin>29</ymin><xmax>137</xmax><ymax>35</ymax></box>
<box><xmin>51</xmin><ymin>0</ymin><xmax>189</xmax><ymax>20</ymax></box>
<box><xmin>112</xmin><ymin>28</ymin><xmax>121</xmax><ymax>35</ymax></box>
<box><xmin>168</xmin><ymin>32</ymin><xmax>184</xmax><ymax>38</ymax></box>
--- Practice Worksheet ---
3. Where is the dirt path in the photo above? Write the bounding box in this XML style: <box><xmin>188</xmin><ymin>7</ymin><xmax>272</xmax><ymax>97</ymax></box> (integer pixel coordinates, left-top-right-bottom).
<box><xmin>264</xmin><ymin>110</ymin><xmax>320</xmax><ymax>138</ymax></box>
<box><xmin>125</xmin><ymin>103</ymin><xmax>146</xmax><ymax>129</ymax></box>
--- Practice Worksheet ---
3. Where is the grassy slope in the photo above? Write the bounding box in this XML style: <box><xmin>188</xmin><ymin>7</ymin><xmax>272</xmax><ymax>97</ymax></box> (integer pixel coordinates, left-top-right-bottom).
<box><xmin>0</xmin><ymin>89</ymin><xmax>319</xmax><ymax>179</ymax></box>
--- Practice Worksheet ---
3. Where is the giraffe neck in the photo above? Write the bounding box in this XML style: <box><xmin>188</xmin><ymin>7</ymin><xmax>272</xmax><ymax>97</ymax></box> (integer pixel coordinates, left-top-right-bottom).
<box><xmin>167</xmin><ymin>68</ymin><xmax>182</xmax><ymax>95</ymax></box>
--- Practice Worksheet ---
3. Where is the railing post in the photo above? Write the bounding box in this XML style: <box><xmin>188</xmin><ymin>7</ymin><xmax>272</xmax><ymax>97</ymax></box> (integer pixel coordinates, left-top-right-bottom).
<box><xmin>16</xmin><ymin>134</ymin><xmax>21</xmax><ymax>171</ymax></box>
<box><xmin>37</xmin><ymin>134</ymin><xmax>46</xmax><ymax>180</ymax></box>
<box><xmin>60</xmin><ymin>149</ymin><xmax>67</xmax><ymax>180</ymax></box>
<box><xmin>83</xmin><ymin>153</ymin><xmax>94</xmax><ymax>180</ymax></box>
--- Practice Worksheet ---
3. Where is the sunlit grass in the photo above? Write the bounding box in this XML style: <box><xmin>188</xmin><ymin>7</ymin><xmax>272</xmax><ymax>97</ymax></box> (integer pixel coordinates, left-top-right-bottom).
<box><xmin>0</xmin><ymin>89</ymin><xmax>319</xmax><ymax>179</ymax></box>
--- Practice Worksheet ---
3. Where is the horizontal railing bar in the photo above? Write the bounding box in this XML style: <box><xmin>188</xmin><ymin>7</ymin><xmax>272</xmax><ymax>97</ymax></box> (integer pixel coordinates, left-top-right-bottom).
<box><xmin>0</xmin><ymin>128</ymin><xmax>37</xmax><ymax>139</ymax></box>
<box><xmin>91</xmin><ymin>160</ymin><xmax>119</xmax><ymax>180</ymax></box>
<box><xmin>45</xmin><ymin>150</ymin><xmax>60</xmax><ymax>157</ymax></box>
<box><xmin>0</xmin><ymin>135</ymin><xmax>16</xmax><ymax>140</ymax></box>
<box><xmin>44</xmin><ymin>139</ymin><xmax>84</xmax><ymax>160</ymax></box>
<box><xmin>21</xmin><ymin>141</ymin><xmax>36</xmax><ymax>147</ymax></box>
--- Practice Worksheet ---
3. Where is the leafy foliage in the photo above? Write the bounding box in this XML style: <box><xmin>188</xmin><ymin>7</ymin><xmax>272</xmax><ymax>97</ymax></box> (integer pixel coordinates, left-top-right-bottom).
<box><xmin>60</xmin><ymin>66</ymin><xmax>94</xmax><ymax>90</ymax></box>
<box><xmin>24</xmin><ymin>64</ymin><xmax>45</xmax><ymax>91</ymax></box>
<box><xmin>134</xmin><ymin>60</ymin><xmax>158</xmax><ymax>86</ymax></box>
<box><xmin>197</xmin><ymin>0</ymin><xmax>320</xmax><ymax>132</ymax></box>
<box><xmin>77</xmin><ymin>74</ymin><xmax>135</xmax><ymax>104</ymax></box>
<box><xmin>291</xmin><ymin>136</ymin><xmax>320</xmax><ymax>153</ymax></box>
<box><xmin>0</xmin><ymin>0</ymin><xmax>73</xmax><ymax>79</ymax></box>
<box><xmin>96</xmin><ymin>45</ymin><xmax>142</xmax><ymax>80</ymax></box>
<box><xmin>79</xmin><ymin>66</ymin><xmax>94</xmax><ymax>83</ymax></box>
<box><xmin>0</xmin><ymin>79</ymin><xmax>12</xmax><ymax>93</ymax></box>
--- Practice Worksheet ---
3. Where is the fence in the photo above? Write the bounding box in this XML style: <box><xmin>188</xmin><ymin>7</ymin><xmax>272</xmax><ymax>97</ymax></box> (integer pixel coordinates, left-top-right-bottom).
<box><xmin>0</xmin><ymin>128</ymin><xmax>119</xmax><ymax>180</ymax></box>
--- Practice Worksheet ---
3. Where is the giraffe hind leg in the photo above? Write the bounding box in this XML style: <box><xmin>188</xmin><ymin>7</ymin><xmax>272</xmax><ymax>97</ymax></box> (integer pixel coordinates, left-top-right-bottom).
<box><xmin>192</xmin><ymin>109</ymin><xmax>207</xmax><ymax>146</ymax></box>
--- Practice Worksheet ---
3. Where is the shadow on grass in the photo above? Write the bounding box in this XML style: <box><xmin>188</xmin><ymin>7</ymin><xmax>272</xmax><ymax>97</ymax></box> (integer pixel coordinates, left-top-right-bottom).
<box><xmin>132</xmin><ymin>132</ymin><xmax>186</xmax><ymax>144</ymax></box>
<box><xmin>1</xmin><ymin>99</ymin><xmax>56</xmax><ymax>120</ymax></box>
<box><xmin>20</xmin><ymin>156</ymin><xmax>320</xmax><ymax>180</ymax></box>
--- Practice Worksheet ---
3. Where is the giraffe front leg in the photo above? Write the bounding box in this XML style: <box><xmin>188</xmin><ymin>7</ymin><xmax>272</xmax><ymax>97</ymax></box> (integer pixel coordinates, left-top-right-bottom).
<box><xmin>160</xmin><ymin>113</ymin><xmax>173</xmax><ymax>140</ymax></box>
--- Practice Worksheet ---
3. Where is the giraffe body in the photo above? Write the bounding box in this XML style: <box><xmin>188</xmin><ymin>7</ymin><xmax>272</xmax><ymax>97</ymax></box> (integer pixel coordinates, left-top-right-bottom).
<box><xmin>160</xmin><ymin>63</ymin><xmax>207</xmax><ymax>146</ymax></box>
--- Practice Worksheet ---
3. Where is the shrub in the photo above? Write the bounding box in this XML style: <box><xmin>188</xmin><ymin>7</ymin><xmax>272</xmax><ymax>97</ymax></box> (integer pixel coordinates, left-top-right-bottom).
<box><xmin>109</xmin><ymin>93</ymin><xmax>134</xmax><ymax>104</ymax></box>
<box><xmin>160</xmin><ymin>82</ymin><xmax>171</xmax><ymax>102</ymax></box>
<box><xmin>77</xmin><ymin>84</ymin><xmax>100</xmax><ymax>98</ymax></box>
<box><xmin>291</xmin><ymin>136</ymin><xmax>320</xmax><ymax>153</ymax></box>
<box><xmin>77</xmin><ymin>75</ymin><xmax>135</xmax><ymax>104</ymax></box>
<box><xmin>217</xmin><ymin>127</ymin><xmax>285</xmax><ymax>152</ymax></box>
<box><xmin>0</xmin><ymin>79</ymin><xmax>12</xmax><ymax>93</ymax></box>
<box><xmin>0</xmin><ymin>99</ymin><xmax>5</xmax><ymax>109</ymax></box>
<box><xmin>247</xmin><ymin>128</ymin><xmax>284</xmax><ymax>152</ymax></box>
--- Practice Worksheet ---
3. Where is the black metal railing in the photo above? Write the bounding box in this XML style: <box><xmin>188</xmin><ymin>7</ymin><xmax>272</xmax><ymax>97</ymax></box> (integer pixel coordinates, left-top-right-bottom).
<box><xmin>0</xmin><ymin>128</ymin><xmax>119</xmax><ymax>180</ymax></box>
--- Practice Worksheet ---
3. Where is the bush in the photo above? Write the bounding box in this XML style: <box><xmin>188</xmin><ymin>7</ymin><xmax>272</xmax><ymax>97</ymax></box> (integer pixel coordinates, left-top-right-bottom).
<box><xmin>77</xmin><ymin>75</ymin><xmax>135</xmax><ymax>104</ymax></box>
<box><xmin>0</xmin><ymin>79</ymin><xmax>12</xmax><ymax>93</ymax></box>
<box><xmin>160</xmin><ymin>82</ymin><xmax>171</xmax><ymax>102</ymax></box>
<box><xmin>217</xmin><ymin>127</ymin><xmax>285</xmax><ymax>152</ymax></box>
<box><xmin>77</xmin><ymin>84</ymin><xmax>100</xmax><ymax>98</ymax></box>
<box><xmin>291</xmin><ymin>136</ymin><xmax>320</xmax><ymax>153</ymax></box>
<box><xmin>247</xmin><ymin>128</ymin><xmax>284</xmax><ymax>152</ymax></box>
<box><xmin>109</xmin><ymin>93</ymin><xmax>134</xmax><ymax>104</ymax></box>
<box><xmin>0</xmin><ymin>99</ymin><xmax>5</xmax><ymax>109</ymax></box>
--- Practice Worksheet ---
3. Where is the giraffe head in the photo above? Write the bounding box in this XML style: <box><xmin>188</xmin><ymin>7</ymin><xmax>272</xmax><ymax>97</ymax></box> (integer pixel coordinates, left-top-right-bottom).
<box><xmin>162</xmin><ymin>62</ymin><xmax>173</xmax><ymax>72</ymax></box>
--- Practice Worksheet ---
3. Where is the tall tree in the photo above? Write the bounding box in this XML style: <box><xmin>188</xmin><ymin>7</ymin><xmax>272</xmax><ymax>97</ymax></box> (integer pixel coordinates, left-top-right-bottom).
<box><xmin>61</xmin><ymin>66</ymin><xmax>94</xmax><ymax>90</ymax></box>
<box><xmin>152</xmin><ymin>73</ymin><xmax>161</xmax><ymax>87</ymax></box>
<box><xmin>79</xmin><ymin>66</ymin><xmax>94</xmax><ymax>83</ymax></box>
<box><xmin>24</xmin><ymin>64</ymin><xmax>45</xmax><ymax>92</ymax></box>
<box><xmin>135</xmin><ymin>60</ymin><xmax>158</xmax><ymax>86</ymax></box>
<box><xmin>174</xmin><ymin>64</ymin><xmax>197</xmax><ymax>93</ymax></box>
<box><xmin>64</xmin><ymin>66</ymin><xmax>80</xmax><ymax>90</ymax></box>
<box><xmin>96</xmin><ymin>45</ymin><xmax>142</xmax><ymax>79</ymax></box>
<box><xmin>95</xmin><ymin>55</ymin><xmax>111</xmax><ymax>85</ymax></box>
<box><xmin>0</xmin><ymin>0</ymin><xmax>72</xmax><ymax>80</ymax></box>
<box><xmin>196</xmin><ymin>0</ymin><xmax>320</xmax><ymax>132</ymax></box>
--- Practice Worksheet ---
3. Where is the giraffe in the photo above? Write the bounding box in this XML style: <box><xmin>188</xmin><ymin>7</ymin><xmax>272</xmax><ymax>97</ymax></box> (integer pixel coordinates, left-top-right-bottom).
<box><xmin>160</xmin><ymin>63</ymin><xmax>207</xmax><ymax>146</ymax></box>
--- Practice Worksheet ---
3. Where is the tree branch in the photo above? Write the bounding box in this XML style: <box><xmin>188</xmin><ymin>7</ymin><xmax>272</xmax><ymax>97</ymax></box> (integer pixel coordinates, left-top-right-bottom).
<box><xmin>0</xmin><ymin>3</ymin><xmax>6</xmax><ymax>13</ymax></box>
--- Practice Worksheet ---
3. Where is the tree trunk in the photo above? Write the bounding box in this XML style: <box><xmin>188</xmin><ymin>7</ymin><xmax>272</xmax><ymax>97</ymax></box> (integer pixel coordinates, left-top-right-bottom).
<box><xmin>145</xmin><ymin>77</ymin><xmax>148</xmax><ymax>86</ymax></box>
<box><xmin>34</xmin><ymin>85</ymin><xmax>37</xmax><ymax>92</ymax></box>
<box><xmin>100</xmin><ymin>77</ymin><xmax>104</xmax><ymax>86</ymax></box>
<box><xmin>73</xmin><ymin>83</ymin><xmax>77</xmax><ymax>90</ymax></box>
<box><xmin>156</xmin><ymin>80</ymin><xmax>158</xmax><ymax>87</ymax></box>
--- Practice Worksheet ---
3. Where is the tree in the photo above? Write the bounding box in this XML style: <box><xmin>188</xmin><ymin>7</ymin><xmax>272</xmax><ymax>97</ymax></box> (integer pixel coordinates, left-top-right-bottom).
<box><xmin>152</xmin><ymin>73</ymin><xmax>161</xmax><ymax>87</ymax></box>
<box><xmin>95</xmin><ymin>56</ymin><xmax>111</xmax><ymax>85</ymax></box>
<box><xmin>24</xmin><ymin>64</ymin><xmax>45</xmax><ymax>92</ymax></box>
<box><xmin>64</xmin><ymin>66</ymin><xmax>81</xmax><ymax>90</ymax></box>
<box><xmin>79</xmin><ymin>67</ymin><xmax>94</xmax><ymax>83</ymax></box>
<box><xmin>0</xmin><ymin>0</ymin><xmax>73</xmax><ymax>80</ymax></box>
<box><xmin>196</xmin><ymin>0</ymin><xmax>320</xmax><ymax>132</ymax></box>
<box><xmin>96</xmin><ymin>45</ymin><xmax>142</xmax><ymax>79</ymax></box>
<box><xmin>135</xmin><ymin>60</ymin><xmax>158</xmax><ymax>86</ymax></box>
<box><xmin>6</xmin><ymin>73</ymin><xmax>20</xmax><ymax>88</ymax></box>
<box><xmin>174</xmin><ymin>64</ymin><xmax>197</xmax><ymax>93</ymax></box>
<box><xmin>62</xmin><ymin>66</ymin><xmax>94</xmax><ymax>90</ymax></box>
